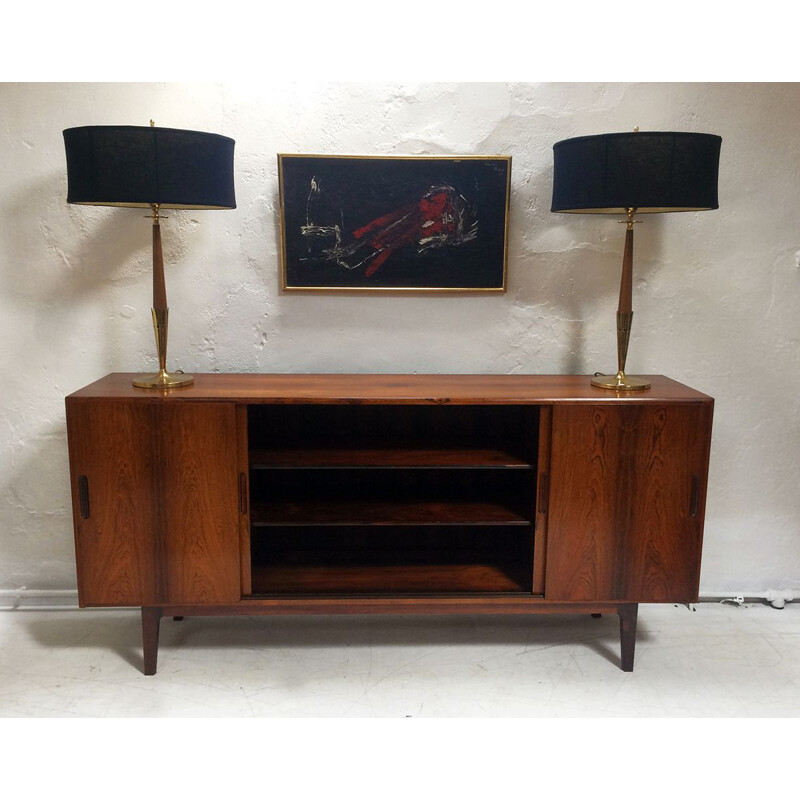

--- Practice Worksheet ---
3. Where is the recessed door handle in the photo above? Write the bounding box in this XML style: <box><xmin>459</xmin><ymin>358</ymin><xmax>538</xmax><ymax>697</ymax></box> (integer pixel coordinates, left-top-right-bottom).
<box><xmin>538</xmin><ymin>472</ymin><xmax>549</xmax><ymax>515</ymax></box>
<box><xmin>78</xmin><ymin>475</ymin><xmax>90</xmax><ymax>519</ymax></box>
<box><xmin>239</xmin><ymin>473</ymin><xmax>248</xmax><ymax>515</ymax></box>
<box><xmin>689</xmin><ymin>475</ymin><xmax>700</xmax><ymax>517</ymax></box>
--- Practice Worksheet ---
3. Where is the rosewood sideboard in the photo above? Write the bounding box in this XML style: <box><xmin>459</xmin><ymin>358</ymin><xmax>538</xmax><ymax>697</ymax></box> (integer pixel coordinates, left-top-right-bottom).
<box><xmin>65</xmin><ymin>373</ymin><xmax>713</xmax><ymax>674</ymax></box>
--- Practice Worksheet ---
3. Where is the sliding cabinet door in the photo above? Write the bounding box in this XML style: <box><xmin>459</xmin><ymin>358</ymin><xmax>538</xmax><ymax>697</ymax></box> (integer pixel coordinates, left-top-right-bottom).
<box><xmin>545</xmin><ymin>403</ymin><xmax>712</xmax><ymax>602</ymax></box>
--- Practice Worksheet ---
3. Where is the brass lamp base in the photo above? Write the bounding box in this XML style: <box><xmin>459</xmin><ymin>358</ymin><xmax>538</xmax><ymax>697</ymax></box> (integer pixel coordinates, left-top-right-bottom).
<box><xmin>132</xmin><ymin>303</ymin><xmax>194</xmax><ymax>390</ymax></box>
<box><xmin>132</xmin><ymin>369</ymin><xmax>194</xmax><ymax>390</ymax></box>
<box><xmin>591</xmin><ymin>372</ymin><xmax>651</xmax><ymax>391</ymax></box>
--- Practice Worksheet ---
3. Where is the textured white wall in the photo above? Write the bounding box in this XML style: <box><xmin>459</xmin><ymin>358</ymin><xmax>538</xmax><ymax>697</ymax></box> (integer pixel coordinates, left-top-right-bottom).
<box><xmin>2</xmin><ymin>82</ymin><xmax>798</xmax><ymax>596</ymax></box>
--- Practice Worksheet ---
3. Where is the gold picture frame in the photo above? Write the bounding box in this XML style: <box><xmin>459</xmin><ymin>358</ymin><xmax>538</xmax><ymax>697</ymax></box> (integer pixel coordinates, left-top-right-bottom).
<box><xmin>278</xmin><ymin>154</ymin><xmax>511</xmax><ymax>292</ymax></box>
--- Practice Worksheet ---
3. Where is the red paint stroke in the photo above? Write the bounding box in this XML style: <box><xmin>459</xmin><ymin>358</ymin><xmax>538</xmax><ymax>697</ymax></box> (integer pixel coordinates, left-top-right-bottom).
<box><xmin>354</xmin><ymin>189</ymin><xmax>461</xmax><ymax>277</ymax></box>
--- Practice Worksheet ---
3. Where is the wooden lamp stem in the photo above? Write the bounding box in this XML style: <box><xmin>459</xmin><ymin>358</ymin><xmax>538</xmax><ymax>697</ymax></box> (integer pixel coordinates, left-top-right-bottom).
<box><xmin>616</xmin><ymin>224</ymin><xmax>634</xmax><ymax>375</ymax></box>
<box><xmin>132</xmin><ymin>205</ymin><xmax>194</xmax><ymax>390</ymax></box>
<box><xmin>591</xmin><ymin>208</ymin><xmax>651</xmax><ymax>391</ymax></box>
<box><xmin>152</xmin><ymin>212</ymin><xmax>167</xmax><ymax>311</ymax></box>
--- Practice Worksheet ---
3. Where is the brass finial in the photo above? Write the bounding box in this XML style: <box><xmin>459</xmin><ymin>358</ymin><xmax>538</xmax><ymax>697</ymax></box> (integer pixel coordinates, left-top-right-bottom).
<box><xmin>633</xmin><ymin>126</ymin><xmax>640</xmax><ymax>132</ymax></box>
<box><xmin>619</xmin><ymin>206</ymin><xmax>641</xmax><ymax>228</ymax></box>
<box><xmin>150</xmin><ymin>119</ymin><xmax>155</xmax><ymax>127</ymax></box>
<box><xmin>146</xmin><ymin>202</ymin><xmax>166</xmax><ymax>223</ymax></box>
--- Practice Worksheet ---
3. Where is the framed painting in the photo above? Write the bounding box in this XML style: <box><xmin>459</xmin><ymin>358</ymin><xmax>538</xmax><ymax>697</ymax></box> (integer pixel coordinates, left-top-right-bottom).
<box><xmin>278</xmin><ymin>154</ymin><xmax>511</xmax><ymax>292</ymax></box>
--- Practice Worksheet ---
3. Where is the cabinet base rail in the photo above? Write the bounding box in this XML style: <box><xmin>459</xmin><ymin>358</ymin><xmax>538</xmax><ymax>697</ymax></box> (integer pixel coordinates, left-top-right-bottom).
<box><xmin>140</xmin><ymin>600</ymin><xmax>640</xmax><ymax>676</ymax></box>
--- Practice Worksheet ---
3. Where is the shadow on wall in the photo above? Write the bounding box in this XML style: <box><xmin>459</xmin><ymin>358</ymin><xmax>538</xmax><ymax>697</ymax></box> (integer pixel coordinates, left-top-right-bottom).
<box><xmin>0</xmin><ymin>426</ymin><xmax>77</xmax><ymax>592</ymax></box>
<box><xmin>498</xmin><ymin>154</ymin><xmax>663</xmax><ymax>377</ymax></box>
<box><xmin>1</xmin><ymin>171</ymin><xmax>154</xmax><ymax>378</ymax></box>
<box><xmin>541</xmin><ymin>211</ymin><xmax>669</xmax><ymax>377</ymax></box>
<box><xmin>263</xmin><ymin>166</ymin><xmax>670</xmax><ymax>377</ymax></box>
<box><xmin>0</xmin><ymin>171</ymin><xmax>152</xmax><ymax>592</ymax></box>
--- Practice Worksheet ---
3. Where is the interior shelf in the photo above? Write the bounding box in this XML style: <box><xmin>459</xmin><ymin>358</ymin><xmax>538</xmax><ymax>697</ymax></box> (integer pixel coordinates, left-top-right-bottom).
<box><xmin>249</xmin><ymin>525</ymin><xmax>534</xmax><ymax>594</ymax></box>
<box><xmin>250</xmin><ymin>562</ymin><xmax>529</xmax><ymax>594</ymax></box>
<box><xmin>250</xmin><ymin>445</ymin><xmax>534</xmax><ymax>470</ymax></box>
<box><xmin>251</xmin><ymin>498</ymin><xmax>532</xmax><ymax>526</ymax></box>
<box><xmin>249</xmin><ymin>466</ymin><xmax>534</xmax><ymax>527</ymax></box>
<box><xmin>246</xmin><ymin>403</ymin><xmax>540</xmax><ymax>595</ymax></box>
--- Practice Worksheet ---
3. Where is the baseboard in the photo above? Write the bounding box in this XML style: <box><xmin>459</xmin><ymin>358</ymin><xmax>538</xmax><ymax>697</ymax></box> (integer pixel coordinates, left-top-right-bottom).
<box><xmin>0</xmin><ymin>589</ymin><xmax>79</xmax><ymax>610</ymax></box>
<box><xmin>0</xmin><ymin>589</ymin><xmax>796</xmax><ymax>612</ymax></box>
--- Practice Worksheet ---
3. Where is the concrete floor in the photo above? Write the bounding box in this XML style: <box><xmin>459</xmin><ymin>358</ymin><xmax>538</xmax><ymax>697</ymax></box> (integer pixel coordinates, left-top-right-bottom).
<box><xmin>0</xmin><ymin>601</ymin><xmax>798</xmax><ymax>718</ymax></box>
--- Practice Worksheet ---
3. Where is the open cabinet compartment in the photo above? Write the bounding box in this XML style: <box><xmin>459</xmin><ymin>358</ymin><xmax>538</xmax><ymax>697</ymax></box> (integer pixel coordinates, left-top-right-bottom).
<box><xmin>246</xmin><ymin>403</ymin><xmax>540</xmax><ymax>595</ymax></box>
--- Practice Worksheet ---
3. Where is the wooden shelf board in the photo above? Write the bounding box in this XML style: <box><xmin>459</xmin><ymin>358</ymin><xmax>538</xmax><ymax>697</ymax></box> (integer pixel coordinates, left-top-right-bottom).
<box><xmin>250</xmin><ymin>562</ymin><xmax>530</xmax><ymax>594</ymax></box>
<box><xmin>250</xmin><ymin>500</ymin><xmax>532</xmax><ymax>526</ymax></box>
<box><xmin>249</xmin><ymin>446</ymin><xmax>534</xmax><ymax>470</ymax></box>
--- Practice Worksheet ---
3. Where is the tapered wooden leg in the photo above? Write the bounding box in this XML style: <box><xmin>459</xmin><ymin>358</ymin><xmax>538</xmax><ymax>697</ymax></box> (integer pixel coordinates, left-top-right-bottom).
<box><xmin>618</xmin><ymin>603</ymin><xmax>639</xmax><ymax>672</ymax></box>
<box><xmin>142</xmin><ymin>607</ymin><xmax>163</xmax><ymax>676</ymax></box>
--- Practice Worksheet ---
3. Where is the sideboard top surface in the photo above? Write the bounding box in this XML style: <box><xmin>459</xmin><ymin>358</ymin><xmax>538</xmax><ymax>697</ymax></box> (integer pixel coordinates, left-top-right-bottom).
<box><xmin>66</xmin><ymin>373</ymin><xmax>713</xmax><ymax>405</ymax></box>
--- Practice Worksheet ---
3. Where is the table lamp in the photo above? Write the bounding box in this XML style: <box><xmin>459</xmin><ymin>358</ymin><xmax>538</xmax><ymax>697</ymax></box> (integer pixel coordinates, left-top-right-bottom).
<box><xmin>63</xmin><ymin>123</ymin><xmax>236</xmax><ymax>389</ymax></box>
<box><xmin>551</xmin><ymin>130</ymin><xmax>721</xmax><ymax>390</ymax></box>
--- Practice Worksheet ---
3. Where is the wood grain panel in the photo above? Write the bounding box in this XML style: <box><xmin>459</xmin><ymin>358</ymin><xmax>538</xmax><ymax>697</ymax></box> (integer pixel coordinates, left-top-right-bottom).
<box><xmin>623</xmin><ymin>405</ymin><xmax>712</xmax><ymax>600</ymax></box>
<box><xmin>545</xmin><ymin>403</ymin><xmax>712</xmax><ymax>602</ymax></box>
<box><xmin>157</xmin><ymin>403</ymin><xmax>241</xmax><ymax>604</ymax></box>
<box><xmin>67</xmin><ymin>373</ymin><xmax>713</xmax><ymax>405</ymax></box>
<box><xmin>66</xmin><ymin>401</ymin><xmax>158</xmax><ymax>606</ymax></box>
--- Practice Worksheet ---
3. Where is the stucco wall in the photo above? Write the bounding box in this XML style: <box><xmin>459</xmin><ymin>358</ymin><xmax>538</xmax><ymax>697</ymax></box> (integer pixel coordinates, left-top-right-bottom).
<box><xmin>2</xmin><ymin>82</ymin><xmax>798</xmax><ymax>596</ymax></box>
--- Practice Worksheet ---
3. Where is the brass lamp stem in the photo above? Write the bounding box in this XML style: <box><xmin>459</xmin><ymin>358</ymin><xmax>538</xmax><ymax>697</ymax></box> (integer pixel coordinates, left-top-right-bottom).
<box><xmin>132</xmin><ymin>204</ymin><xmax>194</xmax><ymax>390</ymax></box>
<box><xmin>591</xmin><ymin>207</ymin><xmax>651</xmax><ymax>391</ymax></box>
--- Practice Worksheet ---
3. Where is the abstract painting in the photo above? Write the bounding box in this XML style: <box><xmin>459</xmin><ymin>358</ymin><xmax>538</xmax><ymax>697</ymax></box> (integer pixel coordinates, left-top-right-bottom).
<box><xmin>278</xmin><ymin>155</ymin><xmax>511</xmax><ymax>291</ymax></box>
